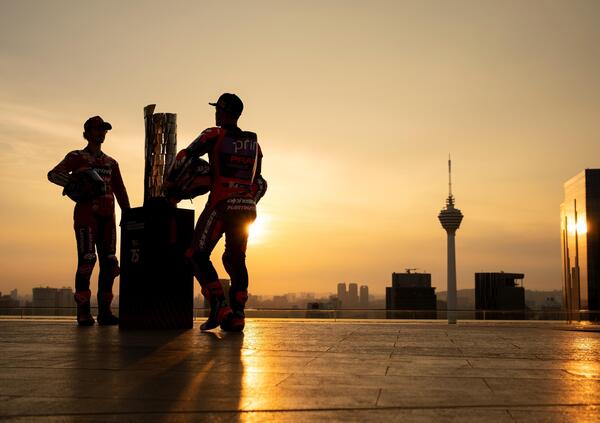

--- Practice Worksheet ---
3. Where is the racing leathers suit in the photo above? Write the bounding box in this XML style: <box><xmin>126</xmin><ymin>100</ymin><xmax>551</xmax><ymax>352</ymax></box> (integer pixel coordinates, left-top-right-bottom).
<box><xmin>48</xmin><ymin>147</ymin><xmax>130</xmax><ymax>320</ymax></box>
<box><xmin>182</xmin><ymin>124</ymin><xmax>267</xmax><ymax>325</ymax></box>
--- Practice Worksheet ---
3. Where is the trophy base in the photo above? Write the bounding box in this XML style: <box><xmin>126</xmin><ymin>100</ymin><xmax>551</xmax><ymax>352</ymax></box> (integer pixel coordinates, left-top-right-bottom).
<box><xmin>119</xmin><ymin>205</ymin><xmax>195</xmax><ymax>330</ymax></box>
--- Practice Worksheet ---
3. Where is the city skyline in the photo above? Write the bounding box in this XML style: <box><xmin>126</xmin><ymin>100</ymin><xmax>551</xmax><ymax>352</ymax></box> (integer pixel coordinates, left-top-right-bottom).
<box><xmin>0</xmin><ymin>274</ymin><xmax>564</xmax><ymax>305</ymax></box>
<box><xmin>2</xmin><ymin>1</ymin><xmax>600</xmax><ymax>295</ymax></box>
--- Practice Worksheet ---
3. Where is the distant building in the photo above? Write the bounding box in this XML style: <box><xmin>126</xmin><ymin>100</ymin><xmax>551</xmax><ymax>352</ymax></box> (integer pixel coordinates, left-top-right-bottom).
<box><xmin>31</xmin><ymin>287</ymin><xmax>74</xmax><ymax>316</ymax></box>
<box><xmin>56</xmin><ymin>288</ymin><xmax>73</xmax><ymax>316</ymax></box>
<box><xmin>336</xmin><ymin>282</ymin><xmax>364</xmax><ymax>309</ymax></box>
<box><xmin>561</xmin><ymin>169</ymin><xmax>600</xmax><ymax>320</ymax></box>
<box><xmin>32</xmin><ymin>287</ymin><xmax>58</xmax><ymax>315</ymax></box>
<box><xmin>306</xmin><ymin>298</ymin><xmax>337</xmax><ymax>319</ymax></box>
<box><xmin>246</xmin><ymin>293</ymin><xmax>257</xmax><ymax>308</ymax></box>
<box><xmin>386</xmin><ymin>271</ymin><xmax>437</xmax><ymax>319</ymax></box>
<box><xmin>306</xmin><ymin>300</ymin><xmax>337</xmax><ymax>318</ymax></box>
<box><xmin>272</xmin><ymin>295</ymin><xmax>288</xmax><ymax>305</ymax></box>
<box><xmin>359</xmin><ymin>285</ymin><xmax>369</xmax><ymax>307</ymax></box>
<box><xmin>540</xmin><ymin>296</ymin><xmax>562</xmax><ymax>320</ymax></box>
<box><xmin>475</xmin><ymin>272</ymin><xmax>525</xmax><ymax>319</ymax></box>
<box><xmin>337</xmin><ymin>283</ymin><xmax>347</xmax><ymax>307</ymax></box>
<box><xmin>347</xmin><ymin>283</ymin><xmax>358</xmax><ymax>308</ymax></box>
<box><xmin>0</xmin><ymin>293</ymin><xmax>19</xmax><ymax>315</ymax></box>
<box><xmin>306</xmin><ymin>301</ymin><xmax>336</xmax><ymax>310</ymax></box>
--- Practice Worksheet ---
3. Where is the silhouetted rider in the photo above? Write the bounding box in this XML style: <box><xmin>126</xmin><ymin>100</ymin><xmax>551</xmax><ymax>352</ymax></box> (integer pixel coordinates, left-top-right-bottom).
<box><xmin>48</xmin><ymin>116</ymin><xmax>130</xmax><ymax>326</ymax></box>
<box><xmin>175</xmin><ymin>93</ymin><xmax>266</xmax><ymax>332</ymax></box>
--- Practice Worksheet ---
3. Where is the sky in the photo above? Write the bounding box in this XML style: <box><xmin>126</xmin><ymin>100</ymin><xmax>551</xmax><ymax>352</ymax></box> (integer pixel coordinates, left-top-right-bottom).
<box><xmin>1</xmin><ymin>0</ymin><xmax>599</xmax><ymax>297</ymax></box>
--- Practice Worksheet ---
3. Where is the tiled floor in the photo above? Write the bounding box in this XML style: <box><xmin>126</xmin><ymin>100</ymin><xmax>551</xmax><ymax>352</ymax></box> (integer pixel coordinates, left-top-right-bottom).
<box><xmin>0</xmin><ymin>319</ymin><xmax>599</xmax><ymax>422</ymax></box>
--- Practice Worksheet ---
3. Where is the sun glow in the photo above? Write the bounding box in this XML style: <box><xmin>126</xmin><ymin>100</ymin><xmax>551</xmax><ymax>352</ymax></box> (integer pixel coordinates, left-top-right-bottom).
<box><xmin>247</xmin><ymin>213</ymin><xmax>270</xmax><ymax>245</ymax></box>
<box><xmin>567</xmin><ymin>218</ymin><xmax>587</xmax><ymax>235</ymax></box>
<box><xmin>577</xmin><ymin>219</ymin><xmax>588</xmax><ymax>235</ymax></box>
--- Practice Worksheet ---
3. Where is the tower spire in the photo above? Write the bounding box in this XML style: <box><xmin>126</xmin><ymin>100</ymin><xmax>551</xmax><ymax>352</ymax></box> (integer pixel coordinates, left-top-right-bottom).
<box><xmin>448</xmin><ymin>154</ymin><xmax>452</xmax><ymax>197</ymax></box>
<box><xmin>446</xmin><ymin>154</ymin><xmax>454</xmax><ymax>207</ymax></box>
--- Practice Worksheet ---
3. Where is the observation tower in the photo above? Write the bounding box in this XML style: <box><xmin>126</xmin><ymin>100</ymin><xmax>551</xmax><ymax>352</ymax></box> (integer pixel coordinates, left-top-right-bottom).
<box><xmin>438</xmin><ymin>157</ymin><xmax>463</xmax><ymax>324</ymax></box>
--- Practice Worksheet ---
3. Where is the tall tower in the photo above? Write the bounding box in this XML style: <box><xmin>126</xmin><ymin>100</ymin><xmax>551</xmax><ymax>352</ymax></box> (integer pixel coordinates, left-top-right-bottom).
<box><xmin>438</xmin><ymin>157</ymin><xmax>463</xmax><ymax>324</ymax></box>
<box><xmin>337</xmin><ymin>283</ymin><xmax>347</xmax><ymax>308</ymax></box>
<box><xmin>348</xmin><ymin>283</ymin><xmax>359</xmax><ymax>308</ymax></box>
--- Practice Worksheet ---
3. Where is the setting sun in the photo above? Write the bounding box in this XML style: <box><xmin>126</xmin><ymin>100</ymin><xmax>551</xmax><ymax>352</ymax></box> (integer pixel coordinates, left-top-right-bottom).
<box><xmin>247</xmin><ymin>213</ymin><xmax>270</xmax><ymax>245</ymax></box>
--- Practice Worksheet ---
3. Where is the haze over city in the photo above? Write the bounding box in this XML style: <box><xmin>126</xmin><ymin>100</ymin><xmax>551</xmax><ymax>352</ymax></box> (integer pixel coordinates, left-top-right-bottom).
<box><xmin>1</xmin><ymin>0</ymin><xmax>600</xmax><ymax>296</ymax></box>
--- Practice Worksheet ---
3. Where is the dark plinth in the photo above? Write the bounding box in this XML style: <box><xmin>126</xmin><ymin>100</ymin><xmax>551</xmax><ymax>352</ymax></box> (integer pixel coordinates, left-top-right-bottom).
<box><xmin>119</xmin><ymin>203</ymin><xmax>194</xmax><ymax>329</ymax></box>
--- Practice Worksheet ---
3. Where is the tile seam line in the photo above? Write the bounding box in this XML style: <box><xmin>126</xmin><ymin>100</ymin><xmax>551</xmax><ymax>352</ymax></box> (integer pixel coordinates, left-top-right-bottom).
<box><xmin>3</xmin><ymin>370</ymin><xmax>597</xmax><ymax>379</ymax></box>
<box><xmin>375</xmin><ymin>388</ymin><xmax>382</xmax><ymax>406</ymax></box>
<box><xmin>390</xmin><ymin>353</ymin><xmax>591</xmax><ymax>361</ymax></box>
<box><xmin>482</xmin><ymin>377</ymin><xmax>494</xmax><ymax>393</ymax></box>
<box><xmin>2</xmin><ymin>402</ymin><xmax>600</xmax><ymax>419</ymax></box>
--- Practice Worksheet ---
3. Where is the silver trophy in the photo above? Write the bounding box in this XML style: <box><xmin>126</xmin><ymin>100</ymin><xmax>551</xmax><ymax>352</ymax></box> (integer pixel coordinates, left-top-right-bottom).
<box><xmin>143</xmin><ymin>104</ymin><xmax>177</xmax><ymax>203</ymax></box>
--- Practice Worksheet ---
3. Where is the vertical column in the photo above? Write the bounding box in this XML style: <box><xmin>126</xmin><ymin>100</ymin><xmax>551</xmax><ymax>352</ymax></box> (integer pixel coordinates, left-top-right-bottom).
<box><xmin>447</xmin><ymin>232</ymin><xmax>457</xmax><ymax>324</ymax></box>
<box><xmin>165</xmin><ymin>113</ymin><xmax>177</xmax><ymax>180</ymax></box>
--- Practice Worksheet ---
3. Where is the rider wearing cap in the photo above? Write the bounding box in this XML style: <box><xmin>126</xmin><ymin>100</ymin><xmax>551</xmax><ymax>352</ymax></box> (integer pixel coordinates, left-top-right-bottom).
<box><xmin>176</xmin><ymin>93</ymin><xmax>267</xmax><ymax>332</ymax></box>
<box><xmin>48</xmin><ymin>116</ymin><xmax>130</xmax><ymax>326</ymax></box>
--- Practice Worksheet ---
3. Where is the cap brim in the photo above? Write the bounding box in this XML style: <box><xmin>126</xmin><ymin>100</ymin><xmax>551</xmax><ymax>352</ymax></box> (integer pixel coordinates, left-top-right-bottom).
<box><xmin>102</xmin><ymin>122</ymin><xmax>112</xmax><ymax>130</ymax></box>
<box><xmin>208</xmin><ymin>102</ymin><xmax>218</xmax><ymax>107</ymax></box>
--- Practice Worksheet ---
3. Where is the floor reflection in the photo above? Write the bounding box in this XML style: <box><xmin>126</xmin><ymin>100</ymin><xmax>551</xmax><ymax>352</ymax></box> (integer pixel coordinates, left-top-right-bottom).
<box><xmin>68</xmin><ymin>327</ymin><xmax>246</xmax><ymax>421</ymax></box>
<box><xmin>565</xmin><ymin>336</ymin><xmax>600</xmax><ymax>378</ymax></box>
<box><xmin>561</xmin><ymin>334</ymin><xmax>600</xmax><ymax>408</ymax></box>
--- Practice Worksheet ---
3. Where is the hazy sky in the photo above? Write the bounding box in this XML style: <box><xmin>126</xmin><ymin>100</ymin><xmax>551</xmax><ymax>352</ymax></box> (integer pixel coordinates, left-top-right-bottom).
<box><xmin>1</xmin><ymin>0</ymin><xmax>599</xmax><ymax>297</ymax></box>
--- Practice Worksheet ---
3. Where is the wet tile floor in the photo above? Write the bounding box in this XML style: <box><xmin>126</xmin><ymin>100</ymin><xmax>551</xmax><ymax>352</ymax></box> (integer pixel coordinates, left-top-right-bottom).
<box><xmin>0</xmin><ymin>319</ymin><xmax>599</xmax><ymax>422</ymax></box>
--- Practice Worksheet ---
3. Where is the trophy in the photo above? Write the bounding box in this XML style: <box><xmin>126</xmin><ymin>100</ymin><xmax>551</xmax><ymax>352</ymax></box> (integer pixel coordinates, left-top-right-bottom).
<box><xmin>119</xmin><ymin>104</ymin><xmax>194</xmax><ymax>330</ymax></box>
<box><xmin>143</xmin><ymin>105</ymin><xmax>177</xmax><ymax>203</ymax></box>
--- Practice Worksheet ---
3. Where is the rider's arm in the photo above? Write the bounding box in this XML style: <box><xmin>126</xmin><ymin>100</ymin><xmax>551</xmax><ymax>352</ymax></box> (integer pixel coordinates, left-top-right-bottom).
<box><xmin>111</xmin><ymin>161</ymin><xmax>131</xmax><ymax>210</ymax></box>
<box><xmin>186</xmin><ymin>127</ymin><xmax>220</xmax><ymax>157</ymax></box>
<box><xmin>252</xmin><ymin>146</ymin><xmax>267</xmax><ymax>203</ymax></box>
<box><xmin>166</xmin><ymin>128</ymin><xmax>220</xmax><ymax>186</ymax></box>
<box><xmin>47</xmin><ymin>152</ymin><xmax>77</xmax><ymax>187</ymax></box>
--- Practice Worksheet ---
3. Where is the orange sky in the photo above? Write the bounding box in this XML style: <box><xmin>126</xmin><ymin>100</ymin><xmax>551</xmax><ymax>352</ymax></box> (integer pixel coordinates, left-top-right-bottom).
<box><xmin>1</xmin><ymin>0</ymin><xmax>600</xmax><ymax>296</ymax></box>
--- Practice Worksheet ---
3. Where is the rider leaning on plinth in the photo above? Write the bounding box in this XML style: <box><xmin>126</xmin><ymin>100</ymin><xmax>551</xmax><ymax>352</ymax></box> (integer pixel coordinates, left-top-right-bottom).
<box><xmin>176</xmin><ymin>93</ymin><xmax>267</xmax><ymax>332</ymax></box>
<box><xmin>48</xmin><ymin>116</ymin><xmax>130</xmax><ymax>326</ymax></box>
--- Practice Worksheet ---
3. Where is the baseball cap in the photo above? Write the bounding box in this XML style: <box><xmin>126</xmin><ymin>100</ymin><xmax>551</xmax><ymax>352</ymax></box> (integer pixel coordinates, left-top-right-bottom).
<box><xmin>84</xmin><ymin>116</ymin><xmax>112</xmax><ymax>131</ymax></box>
<box><xmin>209</xmin><ymin>93</ymin><xmax>244</xmax><ymax>117</ymax></box>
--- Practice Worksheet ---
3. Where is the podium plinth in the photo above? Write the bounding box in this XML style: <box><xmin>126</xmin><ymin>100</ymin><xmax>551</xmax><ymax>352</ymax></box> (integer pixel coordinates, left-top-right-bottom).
<box><xmin>119</xmin><ymin>204</ymin><xmax>194</xmax><ymax>329</ymax></box>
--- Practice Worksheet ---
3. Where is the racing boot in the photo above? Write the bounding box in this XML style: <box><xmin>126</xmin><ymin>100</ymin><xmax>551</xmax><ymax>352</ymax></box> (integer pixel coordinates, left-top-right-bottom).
<box><xmin>220</xmin><ymin>310</ymin><xmax>245</xmax><ymax>332</ymax></box>
<box><xmin>74</xmin><ymin>290</ymin><xmax>95</xmax><ymax>326</ymax></box>
<box><xmin>200</xmin><ymin>281</ymin><xmax>232</xmax><ymax>331</ymax></box>
<box><xmin>97</xmin><ymin>292</ymin><xmax>119</xmax><ymax>326</ymax></box>
<box><xmin>221</xmin><ymin>290</ymin><xmax>247</xmax><ymax>332</ymax></box>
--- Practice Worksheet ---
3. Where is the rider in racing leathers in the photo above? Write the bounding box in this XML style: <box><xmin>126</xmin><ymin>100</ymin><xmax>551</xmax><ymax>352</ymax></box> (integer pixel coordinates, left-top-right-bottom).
<box><xmin>48</xmin><ymin>116</ymin><xmax>130</xmax><ymax>326</ymax></box>
<box><xmin>174</xmin><ymin>93</ymin><xmax>266</xmax><ymax>332</ymax></box>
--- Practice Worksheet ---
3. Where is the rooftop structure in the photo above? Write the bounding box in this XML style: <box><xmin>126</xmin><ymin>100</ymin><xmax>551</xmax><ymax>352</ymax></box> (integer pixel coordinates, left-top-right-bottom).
<box><xmin>387</xmin><ymin>271</ymin><xmax>437</xmax><ymax>318</ymax></box>
<box><xmin>475</xmin><ymin>272</ymin><xmax>526</xmax><ymax>319</ymax></box>
<box><xmin>561</xmin><ymin>169</ymin><xmax>600</xmax><ymax>321</ymax></box>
